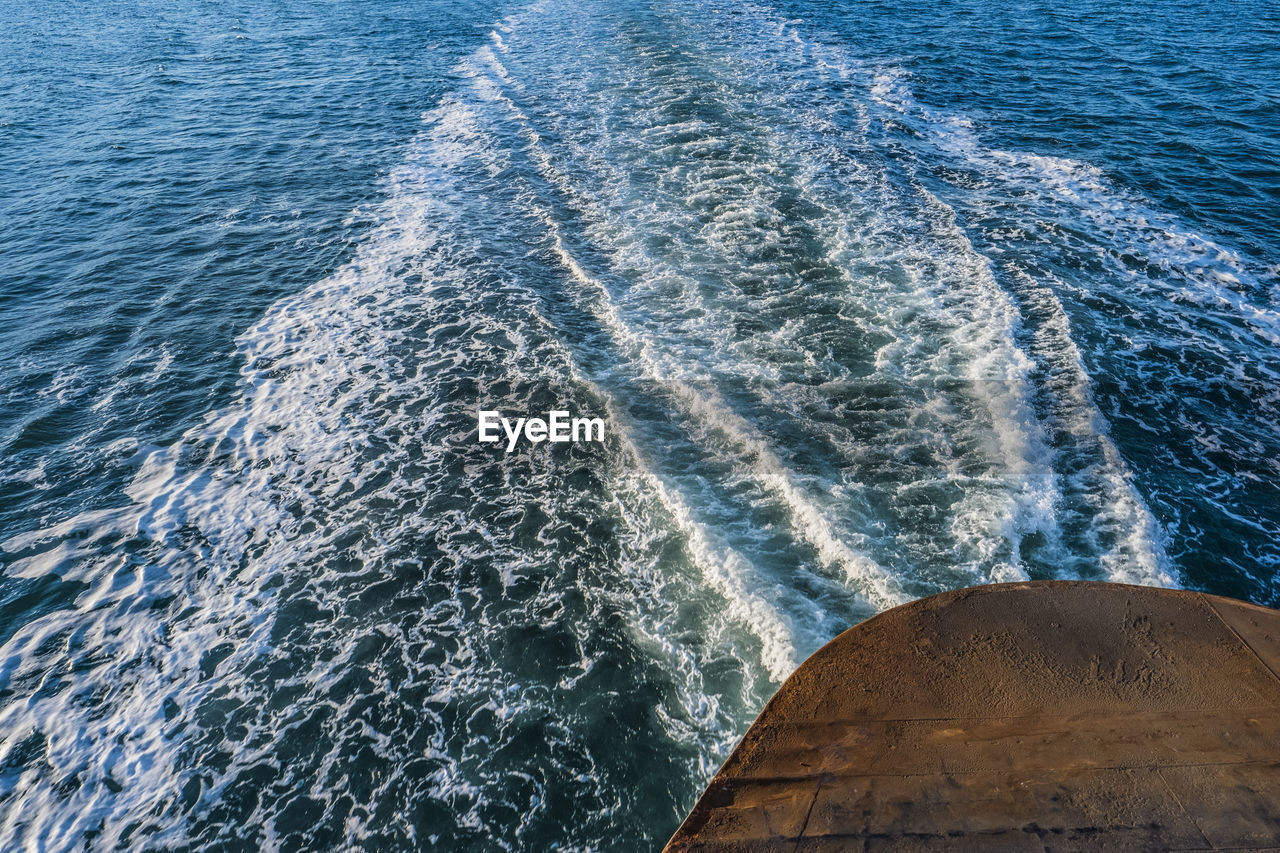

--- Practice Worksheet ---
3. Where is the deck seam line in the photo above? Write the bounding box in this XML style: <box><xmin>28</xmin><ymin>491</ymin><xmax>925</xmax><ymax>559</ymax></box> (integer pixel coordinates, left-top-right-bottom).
<box><xmin>1204</xmin><ymin>596</ymin><xmax>1280</xmax><ymax>686</ymax></box>
<box><xmin>764</xmin><ymin>706</ymin><xmax>1280</xmax><ymax>725</ymax></box>
<box><xmin>727</xmin><ymin>758</ymin><xmax>1280</xmax><ymax>783</ymax></box>
<box><xmin>1154</xmin><ymin>766</ymin><xmax>1217</xmax><ymax>850</ymax></box>
<box><xmin>791</xmin><ymin>777</ymin><xmax>823</xmax><ymax>852</ymax></box>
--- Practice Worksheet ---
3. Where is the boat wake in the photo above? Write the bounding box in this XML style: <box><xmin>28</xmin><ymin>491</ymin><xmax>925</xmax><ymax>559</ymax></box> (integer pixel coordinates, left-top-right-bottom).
<box><xmin>6</xmin><ymin>0</ymin><xmax>1277</xmax><ymax>848</ymax></box>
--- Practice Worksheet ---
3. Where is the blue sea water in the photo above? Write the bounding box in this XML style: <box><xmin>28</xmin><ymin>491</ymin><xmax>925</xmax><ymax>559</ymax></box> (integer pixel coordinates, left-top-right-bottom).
<box><xmin>1</xmin><ymin>0</ymin><xmax>1277</xmax><ymax>848</ymax></box>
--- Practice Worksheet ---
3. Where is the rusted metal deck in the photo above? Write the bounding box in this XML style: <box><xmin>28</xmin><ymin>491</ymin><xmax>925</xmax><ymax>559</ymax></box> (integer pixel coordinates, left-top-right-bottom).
<box><xmin>666</xmin><ymin>581</ymin><xmax>1280</xmax><ymax>851</ymax></box>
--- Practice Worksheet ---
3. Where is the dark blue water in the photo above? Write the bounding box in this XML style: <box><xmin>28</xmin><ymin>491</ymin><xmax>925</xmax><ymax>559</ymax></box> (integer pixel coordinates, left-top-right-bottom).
<box><xmin>1</xmin><ymin>0</ymin><xmax>1277</xmax><ymax>848</ymax></box>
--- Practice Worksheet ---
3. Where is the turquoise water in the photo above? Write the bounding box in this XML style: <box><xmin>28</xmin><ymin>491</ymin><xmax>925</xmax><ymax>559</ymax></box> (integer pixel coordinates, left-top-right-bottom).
<box><xmin>1</xmin><ymin>0</ymin><xmax>1277</xmax><ymax>848</ymax></box>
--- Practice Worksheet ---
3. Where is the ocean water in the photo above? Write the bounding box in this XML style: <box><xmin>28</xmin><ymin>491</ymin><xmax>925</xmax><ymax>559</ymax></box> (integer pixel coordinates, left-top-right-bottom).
<box><xmin>1</xmin><ymin>0</ymin><xmax>1277</xmax><ymax>848</ymax></box>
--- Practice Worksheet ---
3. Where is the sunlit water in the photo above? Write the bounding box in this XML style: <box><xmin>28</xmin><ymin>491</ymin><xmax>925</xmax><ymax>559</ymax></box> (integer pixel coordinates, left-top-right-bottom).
<box><xmin>1</xmin><ymin>0</ymin><xmax>1277</xmax><ymax>848</ymax></box>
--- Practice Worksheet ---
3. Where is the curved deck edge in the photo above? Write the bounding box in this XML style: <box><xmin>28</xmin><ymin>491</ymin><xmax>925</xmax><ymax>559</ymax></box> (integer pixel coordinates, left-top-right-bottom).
<box><xmin>665</xmin><ymin>581</ymin><xmax>1280</xmax><ymax>851</ymax></box>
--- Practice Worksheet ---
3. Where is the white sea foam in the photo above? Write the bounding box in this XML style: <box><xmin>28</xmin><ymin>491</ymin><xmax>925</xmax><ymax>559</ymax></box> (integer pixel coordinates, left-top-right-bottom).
<box><xmin>472</xmin><ymin>24</ymin><xmax>1026</xmax><ymax>592</ymax></box>
<box><xmin>691</xmin><ymin>3</ymin><xmax>1182</xmax><ymax>587</ymax></box>
<box><xmin>0</xmin><ymin>18</ymin><xmax>801</xmax><ymax>845</ymax></box>
<box><xmin>467</xmin><ymin>42</ymin><xmax>903</xmax><ymax>610</ymax></box>
<box><xmin>14</xmin><ymin>0</ymin><xmax>1270</xmax><ymax>846</ymax></box>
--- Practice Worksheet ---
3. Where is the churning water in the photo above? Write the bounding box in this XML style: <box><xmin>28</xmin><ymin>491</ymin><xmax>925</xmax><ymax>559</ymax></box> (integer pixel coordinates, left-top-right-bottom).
<box><xmin>1</xmin><ymin>0</ymin><xmax>1277</xmax><ymax>848</ymax></box>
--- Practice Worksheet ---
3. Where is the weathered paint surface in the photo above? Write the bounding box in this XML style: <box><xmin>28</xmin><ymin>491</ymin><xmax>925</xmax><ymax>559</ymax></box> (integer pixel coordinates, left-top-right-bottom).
<box><xmin>666</xmin><ymin>581</ymin><xmax>1280</xmax><ymax>851</ymax></box>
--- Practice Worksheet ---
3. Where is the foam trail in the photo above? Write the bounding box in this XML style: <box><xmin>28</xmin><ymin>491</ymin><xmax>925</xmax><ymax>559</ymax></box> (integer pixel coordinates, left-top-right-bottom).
<box><xmin>467</xmin><ymin>43</ymin><xmax>903</xmax><ymax>609</ymax></box>
<box><xmin>698</xmin><ymin>5</ymin><xmax>1178</xmax><ymax>587</ymax></box>
<box><xmin>606</xmin><ymin>409</ymin><xmax>804</xmax><ymax>680</ymax></box>
<box><xmin>0</xmin><ymin>15</ymin><xmax>825</xmax><ymax>844</ymax></box>
<box><xmin>469</xmin><ymin>23</ymin><xmax>1060</xmax><ymax>590</ymax></box>
<box><xmin>1004</xmin><ymin>265</ymin><xmax>1174</xmax><ymax>585</ymax></box>
<box><xmin>841</xmin><ymin>33</ymin><xmax>1278</xmax><ymax>589</ymax></box>
<box><xmin>15</xmin><ymin>0</ymin><xmax>1272</xmax><ymax>847</ymax></box>
<box><xmin>548</xmin><ymin>223</ymin><xmax>902</xmax><ymax>610</ymax></box>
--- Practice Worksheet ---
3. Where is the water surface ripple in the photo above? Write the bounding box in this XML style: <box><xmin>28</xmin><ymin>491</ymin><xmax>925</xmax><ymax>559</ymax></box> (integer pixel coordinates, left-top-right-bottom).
<box><xmin>0</xmin><ymin>0</ymin><xmax>1277</xmax><ymax>848</ymax></box>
